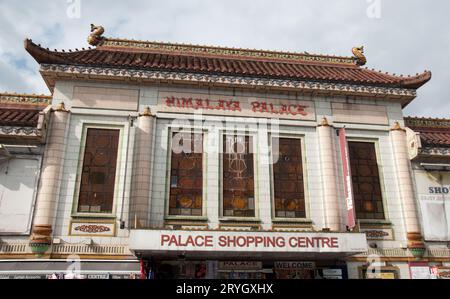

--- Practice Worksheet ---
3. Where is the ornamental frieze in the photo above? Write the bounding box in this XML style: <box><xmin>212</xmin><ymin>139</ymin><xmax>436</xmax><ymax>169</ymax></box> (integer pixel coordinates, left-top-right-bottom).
<box><xmin>0</xmin><ymin>126</ymin><xmax>39</xmax><ymax>136</ymax></box>
<box><xmin>0</xmin><ymin>93</ymin><xmax>51</xmax><ymax>106</ymax></box>
<box><xmin>419</xmin><ymin>147</ymin><xmax>450</xmax><ymax>156</ymax></box>
<box><xmin>74</xmin><ymin>225</ymin><xmax>111</xmax><ymax>233</ymax></box>
<box><xmin>101</xmin><ymin>39</ymin><xmax>357</xmax><ymax>65</ymax></box>
<box><xmin>40</xmin><ymin>64</ymin><xmax>417</xmax><ymax>99</ymax></box>
<box><xmin>69</xmin><ymin>221</ymin><xmax>115</xmax><ymax>236</ymax></box>
<box><xmin>360</xmin><ymin>228</ymin><xmax>394</xmax><ymax>240</ymax></box>
<box><xmin>405</xmin><ymin>118</ymin><xmax>450</xmax><ymax>128</ymax></box>
<box><xmin>364</xmin><ymin>230</ymin><xmax>390</xmax><ymax>239</ymax></box>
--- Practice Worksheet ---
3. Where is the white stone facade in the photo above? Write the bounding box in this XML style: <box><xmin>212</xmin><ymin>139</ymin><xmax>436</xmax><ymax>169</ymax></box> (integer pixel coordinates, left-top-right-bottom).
<box><xmin>0</xmin><ymin>78</ymin><xmax>427</xmax><ymax>279</ymax></box>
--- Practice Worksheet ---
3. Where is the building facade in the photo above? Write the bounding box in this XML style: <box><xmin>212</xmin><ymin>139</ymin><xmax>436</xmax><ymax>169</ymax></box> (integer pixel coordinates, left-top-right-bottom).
<box><xmin>404</xmin><ymin>117</ymin><xmax>450</xmax><ymax>279</ymax></box>
<box><xmin>0</xmin><ymin>26</ymin><xmax>441</xmax><ymax>279</ymax></box>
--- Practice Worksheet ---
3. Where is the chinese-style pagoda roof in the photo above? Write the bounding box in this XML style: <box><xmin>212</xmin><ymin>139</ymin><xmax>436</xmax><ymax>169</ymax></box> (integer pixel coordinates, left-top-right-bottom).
<box><xmin>0</xmin><ymin>93</ymin><xmax>51</xmax><ymax>127</ymax></box>
<box><xmin>0</xmin><ymin>92</ymin><xmax>52</xmax><ymax>145</ymax></box>
<box><xmin>405</xmin><ymin>117</ymin><xmax>450</xmax><ymax>148</ymax></box>
<box><xmin>24</xmin><ymin>37</ymin><xmax>431</xmax><ymax>90</ymax></box>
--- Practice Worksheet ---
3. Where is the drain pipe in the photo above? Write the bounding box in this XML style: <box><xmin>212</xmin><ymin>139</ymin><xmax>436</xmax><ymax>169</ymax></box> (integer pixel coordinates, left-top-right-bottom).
<box><xmin>119</xmin><ymin>115</ymin><xmax>136</xmax><ymax>229</ymax></box>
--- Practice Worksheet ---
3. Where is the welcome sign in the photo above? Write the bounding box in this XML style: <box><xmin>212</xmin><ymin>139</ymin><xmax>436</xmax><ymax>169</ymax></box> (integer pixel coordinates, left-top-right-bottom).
<box><xmin>157</xmin><ymin>92</ymin><xmax>316</xmax><ymax>120</ymax></box>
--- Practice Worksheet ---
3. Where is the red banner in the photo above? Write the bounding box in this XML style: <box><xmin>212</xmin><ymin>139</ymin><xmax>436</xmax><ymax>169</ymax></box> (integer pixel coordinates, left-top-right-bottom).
<box><xmin>339</xmin><ymin>128</ymin><xmax>356</xmax><ymax>230</ymax></box>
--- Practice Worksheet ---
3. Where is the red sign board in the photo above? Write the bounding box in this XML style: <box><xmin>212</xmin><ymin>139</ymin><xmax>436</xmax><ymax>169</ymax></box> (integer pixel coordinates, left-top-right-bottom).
<box><xmin>339</xmin><ymin>128</ymin><xmax>356</xmax><ymax>230</ymax></box>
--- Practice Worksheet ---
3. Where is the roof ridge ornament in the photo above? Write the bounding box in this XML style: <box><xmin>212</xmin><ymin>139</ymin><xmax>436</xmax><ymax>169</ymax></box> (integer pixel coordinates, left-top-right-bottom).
<box><xmin>352</xmin><ymin>46</ymin><xmax>367</xmax><ymax>66</ymax></box>
<box><xmin>101</xmin><ymin>38</ymin><xmax>358</xmax><ymax>65</ymax></box>
<box><xmin>87</xmin><ymin>24</ymin><xmax>105</xmax><ymax>46</ymax></box>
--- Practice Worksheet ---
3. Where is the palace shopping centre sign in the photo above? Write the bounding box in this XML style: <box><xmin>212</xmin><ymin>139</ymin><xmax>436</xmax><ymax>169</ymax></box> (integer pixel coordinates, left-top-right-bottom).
<box><xmin>157</xmin><ymin>92</ymin><xmax>316</xmax><ymax>120</ymax></box>
<box><xmin>129</xmin><ymin>230</ymin><xmax>367</xmax><ymax>253</ymax></box>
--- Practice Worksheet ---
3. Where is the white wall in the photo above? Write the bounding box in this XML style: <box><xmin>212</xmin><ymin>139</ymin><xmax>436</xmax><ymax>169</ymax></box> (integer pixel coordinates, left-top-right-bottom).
<box><xmin>0</xmin><ymin>157</ymin><xmax>40</xmax><ymax>235</ymax></box>
<box><xmin>1</xmin><ymin>79</ymin><xmax>408</xmax><ymax>250</ymax></box>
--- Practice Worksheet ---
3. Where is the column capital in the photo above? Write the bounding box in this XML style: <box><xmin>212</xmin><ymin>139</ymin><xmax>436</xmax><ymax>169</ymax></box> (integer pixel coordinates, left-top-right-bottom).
<box><xmin>139</xmin><ymin>106</ymin><xmax>153</xmax><ymax>117</ymax></box>
<box><xmin>390</xmin><ymin>121</ymin><xmax>406</xmax><ymax>132</ymax></box>
<box><xmin>53</xmin><ymin>102</ymin><xmax>70</xmax><ymax>113</ymax></box>
<box><xmin>317</xmin><ymin>117</ymin><xmax>333</xmax><ymax>128</ymax></box>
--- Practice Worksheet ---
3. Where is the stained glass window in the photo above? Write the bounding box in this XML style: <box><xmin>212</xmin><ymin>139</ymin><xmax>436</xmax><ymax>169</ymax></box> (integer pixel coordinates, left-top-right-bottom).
<box><xmin>77</xmin><ymin>128</ymin><xmax>120</xmax><ymax>214</ymax></box>
<box><xmin>223</xmin><ymin>135</ymin><xmax>255</xmax><ymax>217</ymax></box>
<box><xmin>348</xmin><ymin>141</ymin><xmax>385</xmax><ymax>220</ymax></box>
<box><xmin>169</xmin><ymin>132</ymin><xmax>203</xmax><ymax>216</ymax></box>
<box><xmin>272</xmin><ymin>138</ymin><xmax>306</xmax><ymax>218</ymax></box>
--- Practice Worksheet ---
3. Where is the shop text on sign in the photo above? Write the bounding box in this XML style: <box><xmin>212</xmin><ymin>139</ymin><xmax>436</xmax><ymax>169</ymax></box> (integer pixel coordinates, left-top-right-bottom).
<box><xmin>161</xmin><ymin>234</ymin><xmax>338</xmax><ymax>249</ymax></box>
<box><xmin>165</xmin><ymin>96</ymin><xmax>308</xmax><ymax>116</ymax></box>
<box><xmin>130</xmin><ymin>230</ymin><xmax>367</xmax><ymax>253</ymax></box>
<box><xmin>157</xmin><ymin>92</ymin><xmax>316</xmax><ymax>121</ymax></box>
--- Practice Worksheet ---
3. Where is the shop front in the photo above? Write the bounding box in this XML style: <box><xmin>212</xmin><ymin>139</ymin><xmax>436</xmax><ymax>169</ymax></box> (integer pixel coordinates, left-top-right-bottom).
<box><xmin>404</xmin><ymin>117</ymin><xmax>450</xmax><ymax>278</ymax></box>
<box><xmin>274</xmin><ymin>261</ymin><xmax>348</xmax><ymax>279</ymax></box>
<box><xmin>0</xmin><ymin>260</ymin><xmax>141</xmax><ymax>279</ymax></box>
<box><xmin>130</xmin><ymin>229</ymin><xmax>366</xmax><ymax>279</ymax></box>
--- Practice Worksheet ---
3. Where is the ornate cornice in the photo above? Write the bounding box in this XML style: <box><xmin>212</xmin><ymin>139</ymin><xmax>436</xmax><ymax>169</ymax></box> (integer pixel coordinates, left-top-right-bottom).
<box><xmin>0</xmin><ymin>126</ymin><xmax>40</xmax><ymax>137</ymax></box>
<box><xmin>0</xmin><ymin>93</ymin><xmax>51</xmax><ymax>106</ymax></box>
<box><xmin>40</xmin><ymin>64</ymin><xmax>417</xmax><ymax>100</ymax></box>
<box><xmin>100</xmin><ymin>38</ymin><xmax>357</xmax><ymax>65</ymax></box>
<box><xmin>405</xmin><ymin>117</ymin><xmax>450</xmax><ymax>128</ymax></box>
<box><xmin>419</xmin><ymin>147</ymin><xmax>450</xmax><ymax>156</ymax></box>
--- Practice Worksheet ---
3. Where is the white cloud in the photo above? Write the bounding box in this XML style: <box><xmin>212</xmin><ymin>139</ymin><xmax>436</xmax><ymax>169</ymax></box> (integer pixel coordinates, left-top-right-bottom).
<box><xmin>0</xmin><ymin>0</ymin><xmax>448</xmax><ymax>117</ymax></box>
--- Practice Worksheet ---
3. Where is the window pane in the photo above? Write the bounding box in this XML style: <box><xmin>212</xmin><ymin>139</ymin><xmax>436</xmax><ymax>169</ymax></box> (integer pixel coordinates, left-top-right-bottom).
<box><xmin>273</xmin><ymin>138</ymin><xmax>306</xmax><ymax>218</ymax></box>
<box><xmin>169</xmin><ymin>132</ymin><xmax>203</xmax><ymax>216</ymax></box>
<box><xmin>348</xmin><ymin>141</ymin><xmax>385</xmax><ymax>220</ymax></box>
<box><xmin>223</xmin><ymin>135</ymin><xmax>255</xmax><ymax>217</ymax></box>
<box><xmin>77</xmin><ymin>128</ymin><xmax>120</xmax><ymax>214</ymax></box>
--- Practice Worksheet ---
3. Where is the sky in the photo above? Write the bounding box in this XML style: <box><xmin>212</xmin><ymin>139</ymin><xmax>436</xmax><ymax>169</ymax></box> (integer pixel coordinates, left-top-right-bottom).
<box><xmin>0</xmin><ymin>0</ymin><xmax>448</xmax><ymax>117</ymax></box>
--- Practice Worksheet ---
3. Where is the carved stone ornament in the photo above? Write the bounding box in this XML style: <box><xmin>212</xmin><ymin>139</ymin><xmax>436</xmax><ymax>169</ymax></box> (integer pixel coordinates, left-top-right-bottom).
<box><xmin>54</xmin><ymin>101</ymin><xmax>68</xmax><ymax>112</ymax></box>
<box><xmin>390</xmin><ymin>121</ymin><xmax>406</xmax><ymax>132</ymax></box>
<box><xmin>74</xmin><ymin>224</ymin><xmax>111</xmax><ymax>234</ymax></box>
<box><xmin>139</xmin><ymin>106</ymin><xmax>152</xmax><ymax>117</ymax></box>
<box><xmin>352</xmin><ymin>46</ymin><xmax>367</xmax><ymax>66</ymax></box>
<box><xmin>87</xmin><ymin>24</ymin><xmax>105</xmax><ymax>46</ymax></box>
<box><xmin>318</xmin><ymin>117</ymin><xmax>331</xmax><ymax>127</ymax></box>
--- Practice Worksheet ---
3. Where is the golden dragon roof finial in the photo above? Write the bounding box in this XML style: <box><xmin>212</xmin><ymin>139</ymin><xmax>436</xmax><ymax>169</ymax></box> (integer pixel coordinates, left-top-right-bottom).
<box><xmin>87</xmin><ymin>24</ymin><xmax>105</xmax><ymax>46</ymax></box>
<box><xmin>352</xmin><ymin>46</ymin><xmax>367</xmax><ymax>66</ymax></box>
